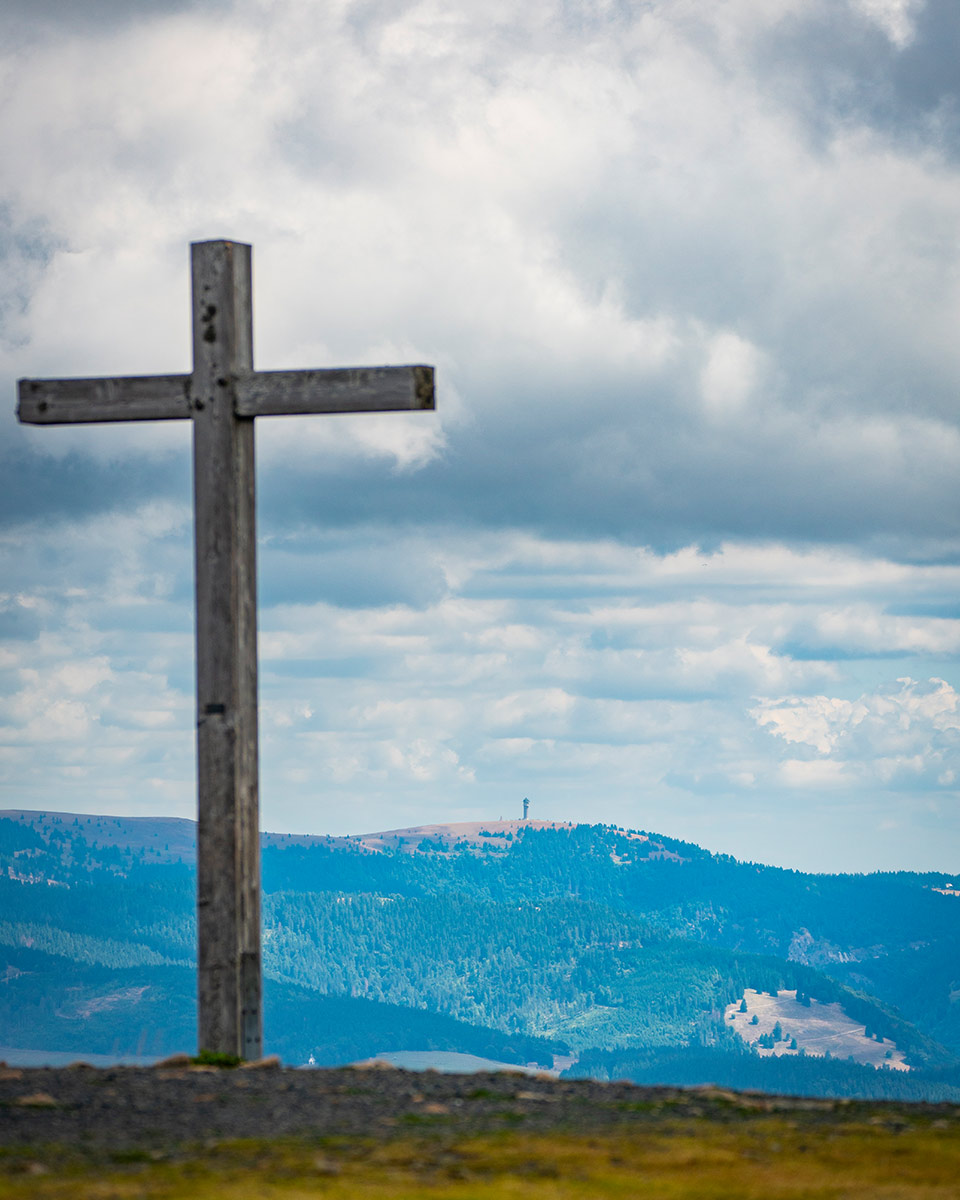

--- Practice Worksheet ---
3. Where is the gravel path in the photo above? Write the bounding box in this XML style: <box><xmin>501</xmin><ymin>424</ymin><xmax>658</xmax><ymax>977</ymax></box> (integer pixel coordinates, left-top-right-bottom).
<box><xmin>2</xmin><ymin>1061</ymin><xmax>957</xmax><ymax>1156</ymax></box>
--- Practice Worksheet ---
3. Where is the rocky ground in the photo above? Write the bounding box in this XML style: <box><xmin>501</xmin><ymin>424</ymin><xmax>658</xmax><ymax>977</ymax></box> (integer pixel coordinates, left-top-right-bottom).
<box><xmin>0</xmin><ymin>1060</ymin><xmax>784</xmax><ymax>1150</ymax></box>
<box><xmin>3</xmin><ymin>1061</ymin><xmax>960</xmax><ymax>1198</ymax></box>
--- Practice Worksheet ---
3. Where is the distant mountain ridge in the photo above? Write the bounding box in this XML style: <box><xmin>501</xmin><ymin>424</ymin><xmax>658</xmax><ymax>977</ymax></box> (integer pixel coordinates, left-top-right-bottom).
<box><xmin>0</xmin><ymin>811</ymin><xmax>671</xmax><ymax>862</ymax></box>
<box><xmin>2</xmin><ymin>810</ymin><xmax>959</xmax><ymax>1100</ymax></box>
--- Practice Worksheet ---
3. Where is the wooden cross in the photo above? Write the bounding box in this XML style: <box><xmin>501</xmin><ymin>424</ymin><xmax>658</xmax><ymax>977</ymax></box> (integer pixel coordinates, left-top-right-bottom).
<box><xmin>17</xmin><ymin>240</ymin><xmax>435</xmax><ymax>1059</ymax></box>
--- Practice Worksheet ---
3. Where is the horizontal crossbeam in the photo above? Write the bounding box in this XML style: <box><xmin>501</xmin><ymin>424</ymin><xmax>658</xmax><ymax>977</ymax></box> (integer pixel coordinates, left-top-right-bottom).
<box><xmin>18</xmin><ymin>365</ymin><xmax>435</xmax><ymax>426</ymax></box>
<box><xmin>235</xmin><ymin>365</ymin><xmax>434</xmax><ymax>416</ymax></box>
<box><xmin>18</xmin><ymin>375</ymin><xmax>191</xmax><ymax>424</ymax></box>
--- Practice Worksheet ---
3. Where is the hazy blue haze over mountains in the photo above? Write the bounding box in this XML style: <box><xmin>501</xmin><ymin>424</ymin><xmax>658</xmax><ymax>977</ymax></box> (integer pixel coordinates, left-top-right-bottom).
<box><xmin>1</xmin><ymin>812</ymin><xmax>959</xmax><ymax>1100</ymax></box>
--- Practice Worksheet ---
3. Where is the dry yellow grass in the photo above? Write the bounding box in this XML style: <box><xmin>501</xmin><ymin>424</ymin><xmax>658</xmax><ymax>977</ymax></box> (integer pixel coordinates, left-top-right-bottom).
<box><xmin>3</xmin><ymin>1117</ymin><xmax>960</xmax><ymax>1200</ymax></box>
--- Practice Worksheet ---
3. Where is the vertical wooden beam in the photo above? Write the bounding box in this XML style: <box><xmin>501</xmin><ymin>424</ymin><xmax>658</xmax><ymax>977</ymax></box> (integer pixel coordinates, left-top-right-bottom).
<box><xmin>191</xmin><ymin>240</ymin><xmax>262</xmax><ymax>1059</ymax></box>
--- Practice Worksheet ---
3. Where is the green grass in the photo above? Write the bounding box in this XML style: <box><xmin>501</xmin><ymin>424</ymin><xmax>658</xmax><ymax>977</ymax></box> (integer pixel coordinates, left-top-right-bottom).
<box><xmin>3</xmin><ymin>1113</ymin><xmax>960</xmax><ymax>1198</ymax></box>
<box><xmin>191</xmin><ymin>1050</ymin><xmax>242</xmax><ymax>1068</ymax></box>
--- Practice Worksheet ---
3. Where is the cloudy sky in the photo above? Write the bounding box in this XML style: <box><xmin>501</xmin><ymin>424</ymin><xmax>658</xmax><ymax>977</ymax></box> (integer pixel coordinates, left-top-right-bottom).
<box><xmin>2</xmin><ymin>0</ymin><xmax>959</xmax><ymax>873</ymax></box>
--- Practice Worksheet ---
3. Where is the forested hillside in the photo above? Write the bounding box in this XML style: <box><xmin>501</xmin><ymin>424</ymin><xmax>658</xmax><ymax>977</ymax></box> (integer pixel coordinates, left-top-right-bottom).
<box><xmin>0</xmin><ymin>943</ymin><xmax>560</xmax><ymax>1068</ymax></box>
<box><xmin>2</xmin><ymin>811</ymin><xmax>958</xmax><ymax>1099</ymax></box>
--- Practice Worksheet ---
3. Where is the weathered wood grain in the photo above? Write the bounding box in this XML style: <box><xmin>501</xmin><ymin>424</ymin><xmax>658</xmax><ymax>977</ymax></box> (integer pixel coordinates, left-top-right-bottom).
<box><xmin>191</xmin><ymin>240</ymin><xmax>262</xmax><ymax>1061</ymax></box>
<box><xmin>234</xmin><ymin>365</ymin><xmax>434</xmax><ymax>416</ymax></box>
<box><xmin>17</xmin><ymin>365</ymin><xmax>434</xmax><ymax>424</ymax></box>
<box><xmin>17</xmin><ymin>375</ymin><xmax>191</xmax><ymax>424</ymax></box>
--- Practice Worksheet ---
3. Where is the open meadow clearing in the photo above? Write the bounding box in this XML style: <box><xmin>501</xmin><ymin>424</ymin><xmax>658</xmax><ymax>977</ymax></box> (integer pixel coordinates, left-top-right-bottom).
<box><xmin>726</xmin><ymin>989</ymin><xmax>910</xmax><ymax>1070</ymax></box>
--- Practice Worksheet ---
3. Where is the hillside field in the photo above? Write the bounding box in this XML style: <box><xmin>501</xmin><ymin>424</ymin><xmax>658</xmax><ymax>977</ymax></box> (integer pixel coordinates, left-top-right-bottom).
<box><xmin>726</xmin><ymin>988</ymin><xmax>910</xmax><ymax>1070</ymax></box>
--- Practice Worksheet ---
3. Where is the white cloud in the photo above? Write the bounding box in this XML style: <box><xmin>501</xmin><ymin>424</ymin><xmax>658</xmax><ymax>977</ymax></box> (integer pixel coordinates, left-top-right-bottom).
<box><xmin>850</xmin><ymin>0</ymin><xmax>924</xmax><ymax>47</ymax></box>
<box><xmin>699</xmin><ymin>332</ymin><xmax>766</xmax><ymax>417</ymax></box>
<box><xmin>753</xmin><ymin>678</ymin><xmax>960</xmax><ymax>791</ymax></box>
<box><xmin>777</xmin><ymin>758</ymin><xmax>853</xmax><ymax>788</ymax></box>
